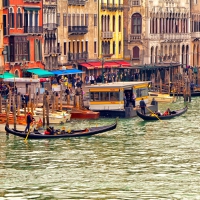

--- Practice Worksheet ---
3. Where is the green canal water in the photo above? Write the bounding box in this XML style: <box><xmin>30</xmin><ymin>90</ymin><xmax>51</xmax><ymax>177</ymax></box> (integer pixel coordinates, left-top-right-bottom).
<box><xmin>1</xmin><ymin>97</ymin><xmax>200</xmax><ymax>199</ymax></box>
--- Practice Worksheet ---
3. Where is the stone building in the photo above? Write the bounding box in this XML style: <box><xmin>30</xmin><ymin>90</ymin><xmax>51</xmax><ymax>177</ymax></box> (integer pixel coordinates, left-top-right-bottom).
<box><xmin>3</xmin><ymin>0</ymin><xmax>44</xmax><ymax>77</ymax></box>
<box><xmin>124</xmin><ymin>0</ymin><xmax>191</xmax><ymax>68</ymax></box>
<box><xmin>190</xmin><ymin>0</ymin><xmax>200</xmax><ymax>67</ymax></box>
<box><xmin>43</xmin><ymin>0</ymin><xmax>60</xmax><ymax>70</ymax></box>
<box><xmin>57</xmin><ymin>0</ymin><xmax>98</xmax><ymax>68</ymax></box>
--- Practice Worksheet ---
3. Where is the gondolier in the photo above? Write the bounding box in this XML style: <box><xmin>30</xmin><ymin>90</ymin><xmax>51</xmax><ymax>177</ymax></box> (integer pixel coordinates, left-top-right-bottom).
<box><xmin>24</xmin><ymin>112</ymin><xmax>34</xmax><ymax>133</ymax></box>
<box><xmin>139</xmin><ymin>98</ymin><xmax>146</xmax><ymax>115</ymax></box>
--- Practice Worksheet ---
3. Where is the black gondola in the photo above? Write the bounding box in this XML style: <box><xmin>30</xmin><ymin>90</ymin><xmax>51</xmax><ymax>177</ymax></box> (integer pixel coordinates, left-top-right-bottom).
<box><xmin>136</xmin><ymin>106</ymin><xmax>188</xmax><ymax>121</ymax></box>
<box><xmin>5</xmin><ymin>120</ymin><xmax>117</xmax><ymax>139</ymax></box>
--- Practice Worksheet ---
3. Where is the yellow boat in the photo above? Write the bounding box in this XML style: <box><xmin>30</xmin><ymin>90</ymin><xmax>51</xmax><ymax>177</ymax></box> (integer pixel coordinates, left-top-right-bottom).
<box><xmin>148</xmin><ymin>92</ymin><xmax>176</xmax><ymax>103</ymax></box>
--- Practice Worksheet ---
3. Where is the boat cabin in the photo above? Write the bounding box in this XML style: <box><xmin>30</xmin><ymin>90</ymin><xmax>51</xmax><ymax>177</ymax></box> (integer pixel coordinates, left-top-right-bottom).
<box><xmin>87</xmin><ymin>81</ymin><xmax>150</xmax><ymax>111</ymax></box>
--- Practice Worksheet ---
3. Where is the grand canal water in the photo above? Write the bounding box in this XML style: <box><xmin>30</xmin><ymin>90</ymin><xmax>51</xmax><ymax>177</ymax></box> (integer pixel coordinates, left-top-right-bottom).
<box><xmin>1</xmin><ymin>97</ymin><xmax>200</xmax><ymax>199</ymax></box>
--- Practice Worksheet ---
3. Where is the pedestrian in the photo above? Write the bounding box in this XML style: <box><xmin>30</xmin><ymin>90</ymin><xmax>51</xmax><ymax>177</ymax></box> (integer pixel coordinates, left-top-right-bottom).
<box><xmin>139</xmin><ymin>98</ymin><xmax>146</xmax><ymax>115</ymax></box>
<box><xmin>131</xmin><ymin>93</ymin><xmax>136</xmax><ymax>108</ymax></box>
<box><xmin>123</xmin><ymin>94</ymin><xmax>127</xmax><ymax>109</ymax></box>
<box><xmin>24</xmin><ymin>112</ymin><xmax>34</xmax><ymax>133</ymax></box>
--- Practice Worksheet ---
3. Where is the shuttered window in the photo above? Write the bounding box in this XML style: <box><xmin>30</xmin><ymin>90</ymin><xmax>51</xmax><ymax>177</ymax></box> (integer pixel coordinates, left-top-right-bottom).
<box><xmin>131</xmin><ymin>13</ymin><xmax>142</xmax><ymax>34</ymax></box>
<box><xmin>133</xmin><ymin>46</ymin><xmax>139</xmax><ymax>59</ymax></box>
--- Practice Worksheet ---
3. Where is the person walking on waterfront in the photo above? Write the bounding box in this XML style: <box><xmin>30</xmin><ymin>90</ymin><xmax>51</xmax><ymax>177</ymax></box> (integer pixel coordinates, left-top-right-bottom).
<box><xmin>131</xmin><ymin>93</ymin><xmax>136</xmax><ymax>108</ymax></box>
<box><xmin>139</xmin><ymin>98</ymin><xmax>146</xmax><ymax>115</ymax></box>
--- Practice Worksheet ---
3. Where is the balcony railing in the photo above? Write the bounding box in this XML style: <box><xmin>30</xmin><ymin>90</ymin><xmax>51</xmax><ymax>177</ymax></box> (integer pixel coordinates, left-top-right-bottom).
<box><xmin>101</xmin><ymin>3</ymin><xmax>123</xmax><ymax>11</ymax></box>
<box><xmin>101</xmin><ymin>32</ymin><xmax>113</xmax><ymax>39</ymax></box>
<box><xmin>128</xmin><ymin>34</ymin><xmax>142</xmax><ymax>42</ymax></box>
<box><xmin>68</xmin><ymin>26</ymin><xmax>88</xmax><ymax>35</ymax></box>
<box><xmin>68</xmin><ymin>52</ymin><xmax>88</xmax><ymax>61</ymax></box>
<box><xmin>43</xmin><ymin>23</ymin><xmax>58</xmax><ymax>30</ymax></box>
<box><xmin>68</xmin><ymin>0</ymin><xmax>86</xmax><ymax>6</ymax></box>
<box><xmin>191</xmin><ymin>32</ymin><xmax>200</xmax><ymax>38</ymax></box>
<box><xmin>148</xmin><ymin>33</ymin><xmax>190</xmax><ymax>41</ymax></box>
<box><xmin>24</xmin><ymin>26</ymin><xmax>43</xmax><ymax>34</ymax></box>
<box><xmin>131</xmin><ymin>0</ymin><xmax>141</xmax><ymax>6</ymax></box>
<box><xmin>3</xmin><ymin>0</ymin><xmax>9</xmax><ymax>7</ymax></box>
<box><xmin>24</xmin><ymin>0</ymin><xmax>41</xmax><ymax>2</ymax></box>
<box><xmin>45</xmin><ymin>46</ymin><xmax>62</xmax><ymax>55</ymax></box>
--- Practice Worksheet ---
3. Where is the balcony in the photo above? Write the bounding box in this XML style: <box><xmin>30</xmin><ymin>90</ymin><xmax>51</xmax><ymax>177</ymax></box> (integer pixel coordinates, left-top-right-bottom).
<box><xmin>191</xmin><ymin>32</ymin><xmax>200</xmax><ymax>39</ymax></box>
<box><xmin>128</xmin><ymin>34</ymin><xmax>142</xmax><ymax>42</ymax></box>
<box><xmin>68</xmin><ymin>52</ymin><xmax>88</xmax><ymax>61</ymax></box>
<box><xmin>101</xmin><ymin>32</ymin><xmax>113</xmax><ymax>39</ymax></box>
<box><xmin>68</xmin><ymin>0</ymin><xmax>86</xmax><ymax>6</ymax></box>
<box><xmin>24</xmin><ymin>26</ymin><xmax>43</xmax><ymax>34</ymax></box>
<box><xmin>148</xmin><ymin>33</ymin><xmax>190</xmax><ymax>41</ymax></box>
<box><xmin>101</xmin><ymin>3</ymin><xmax>123</xmax><ymax>11</ymax></box>
<box><xmin>43</xmin><ymin>23</ymin><xmax>58</xmax><ymax>30</ymax></box>
<box><xmin>68</xmin><ymin>26</ymin><xmax>88</xmax><ymax>35</ymax></box>
<box><xmin>45</xmin><ymin>46</ymin><xmax>62</xmax><ymax>55</ymax></box>
<box><xmin>24</xmin><ymin>0</ymin><xmax>41</xmax><ymax>2</ymax></box>
<box><xmin>3</xmin><ymin>0</ymin><xmax>9</xmax><ymax>7</ymax></box>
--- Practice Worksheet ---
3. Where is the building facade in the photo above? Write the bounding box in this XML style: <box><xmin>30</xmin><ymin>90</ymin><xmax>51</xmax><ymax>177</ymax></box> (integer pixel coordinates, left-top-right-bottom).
<box><xmin>43</xmin><ymin>0</ymin><xmax>60</xmax><ymax>70</ymax></box>
<box><xmin>57</xmin><ymin>0</ymin><xmax>98</xmax><ymax>69</ymax></box>
<box><xmin>3</xmin><ymin>0</ymin><xmax>43</xmax><ymax>77</ymax></box>
<box><xmin>99</xmin><ymin>0</ymin><xmax>124</xmax><ymax>59</ymax></box>
<box><xmin>190</xmin><ymin>0</ymin><xmax>200</xmax><ymax>67</ymax></box>
<box><xmin>124</xmin><ymin>0</ymin><xmax>191</xmax><ymax>68</ymax></box>
<box><xmin>0</xmin><ymin>1</ymin><xmax>4</xmax><ymax>72</ymax></box>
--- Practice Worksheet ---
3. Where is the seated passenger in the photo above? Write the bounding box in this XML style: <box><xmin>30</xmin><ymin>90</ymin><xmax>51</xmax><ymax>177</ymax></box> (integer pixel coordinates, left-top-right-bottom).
<box><xmin>163</xmin><ymin>108</ymin><xmax>171</xmax><ymax>116</ymax></box>
<box><xmin>44</xmin><ymin>128</ymin><xmax>51</xmax><ymax>135</ymax></box>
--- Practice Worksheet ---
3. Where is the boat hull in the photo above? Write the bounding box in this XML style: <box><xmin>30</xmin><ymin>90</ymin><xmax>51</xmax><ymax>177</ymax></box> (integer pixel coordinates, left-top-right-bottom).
<box><xmin>5</xmin><ymin>120</ymin><xmax>117</xmax><ymax>139</ymax></box>
<box><xmin>136</xmin><ymin>106</ymin><xmax>188</xmax><ymax>121</ymax></box>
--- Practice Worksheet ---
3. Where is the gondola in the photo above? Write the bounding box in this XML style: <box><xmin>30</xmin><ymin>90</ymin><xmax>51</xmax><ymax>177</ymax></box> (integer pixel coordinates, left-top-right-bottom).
<box><xmin>136</xmin><ymin>106</ymin><xmax>188</xmax><ymax>121</ymax></box>
<box><xmin>5</xmin><ymin>120</ymin><xmax>117</xmax><ymax>139</ymax></box>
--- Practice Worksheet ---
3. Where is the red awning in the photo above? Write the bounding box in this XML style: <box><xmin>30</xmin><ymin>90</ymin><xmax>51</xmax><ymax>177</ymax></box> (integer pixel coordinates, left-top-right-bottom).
<box><xmin>88</xmin><ymin>62</ymin><xmax>102</xmax><ymax>69</ymax></box>
<box><xmin>115</xmin><ymin>60</ymin><xmax>131</xmax><ymax>67</ymax></box>
<box><xmin>104</xmin><ymin>61</ymin><xmax>120</xmax><ymax>68</ymax></box>
<box><xmin>79</xmin><ymin>63</ymin><xmax>94</xmax><ymax>69</ymax></box>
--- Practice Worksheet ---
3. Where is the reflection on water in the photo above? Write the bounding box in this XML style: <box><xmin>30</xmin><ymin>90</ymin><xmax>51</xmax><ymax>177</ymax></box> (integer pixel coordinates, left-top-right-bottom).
<box><xmin>1</xmin><ymin>98</ymin><xmax>200</xmax><ymax>199</ymax></box>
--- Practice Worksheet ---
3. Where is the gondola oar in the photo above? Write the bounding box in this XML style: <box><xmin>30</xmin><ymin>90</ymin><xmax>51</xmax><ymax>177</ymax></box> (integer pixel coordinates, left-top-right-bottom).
<box><xmin>146</xmin><ymin>107</ymin><xmax>163</xmax><ymax>122</ymax></box>
<box><xmin>24</xmin><ymin>125</ymin><xmax>32</xmax><ymax>142</ymax></box>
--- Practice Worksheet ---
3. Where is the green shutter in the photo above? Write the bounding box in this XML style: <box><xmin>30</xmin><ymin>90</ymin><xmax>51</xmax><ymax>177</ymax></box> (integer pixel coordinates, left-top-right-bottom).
<box><xmin>27</xmin><ymin>41</ymin><xmax>30</xmax><ymax>61</ymax></box>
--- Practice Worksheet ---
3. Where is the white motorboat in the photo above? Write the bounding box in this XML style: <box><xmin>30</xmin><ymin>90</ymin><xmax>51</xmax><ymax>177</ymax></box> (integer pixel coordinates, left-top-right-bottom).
<box><xmin>148</xmin><ymin>92</ymin><xmax>176</xmax><ymax>103</ymax></box>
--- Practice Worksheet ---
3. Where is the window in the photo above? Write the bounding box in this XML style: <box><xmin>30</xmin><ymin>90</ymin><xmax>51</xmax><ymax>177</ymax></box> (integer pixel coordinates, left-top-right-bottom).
<box><xmin>17</xmin><ymin>8</ymin><xmax>22</xmax><ymax>28</ymax></box>
<box><xmin>132</xmin><ymin>0</ymin><xmax>140</xmax><ymax>6</ymax></box>
<box><xmin>136</xmin><ymin>88</ymin><xmax>148</xmax><ymax>97</ymax></box>
<box><xmin>94</xmin><ymin>14</ymin><xmax>97</xmax><ymax>26</ymax></box>
<box><xmin>63</xmin><ymin>13</ymin><xmax>67</xmax><ymax>26</ymax></box>
<box><xmin>119</xmin><ymin>41</ymin><xmax>121</xmax><ymax>54</ymax></box>
<box><xmin>133</xmin><ymin>46</ymin><xmax>139</xmax><ymax>59</ymax></box>
<box><xmin>72</xmin><ymin>14</ymin><xmax>75</xmax><ymax>26</ymax></box>
<box><xmin>77</xmin><ymin>14</ymin><xmax>80</xmax><ymax>26</ymax></box>
<box><xmin>94</xmin><ymin>41</ymin><xmax>97</xmax><ymax>54</ymax></box>
<box><xmin>113</xmin><ymin>16</ymin><xmax>115</xmax><ymax>31</ymax></box>
<box><xmin>68</xmin><ymin>14</ymin><xmax>71</xmax><ymax>26</ymax></box>
<box><xmin>9</xmin><ymin>7</ymin><xmax>14</xmax><ymax>28</ymax></box>
<box><xmin>57</xmin><ymin>13</ymin><xmax>60</xmax><ymax>26</ymax></box>
<box><xmin>85</xmin><ymin>14</ymin><xmax>89</xmax><ymax>26</ymax></box>
<box><xmin>119</xmin><ymin>15</ymin><xmax>121</xmax><ymax>32</ymax></box>
<box><xmin>85</xmin><ymin>41</ymin><xmax>88</xmax><ymax>52</ymax></box>
<box><xmin>113</xmin><ymin>41</ymin><xmax>115</xmax><ymax>54</ymax></box>
<box><xmin>131</xmin><ymin>13</ymin><xmax>142</xmax><ymax>34</ymax></box>
<box><xmin>68</xmin><ymin>42</ymin><xmax>71</xmax><ymax>52</ymax></box>
<box><xmin>64</xmin><ymin>42</ymin><xmax>66</xmax><ymax>55</ymax></box>
<box><xmin>81</xmin><ymin>14</ymin><xmax>84</xmax><ymax>26</ymax></box>
<box><xmin>35</xmin><ymin>39</ymin><xmax>42</xmax><ymax>61</ymax></box>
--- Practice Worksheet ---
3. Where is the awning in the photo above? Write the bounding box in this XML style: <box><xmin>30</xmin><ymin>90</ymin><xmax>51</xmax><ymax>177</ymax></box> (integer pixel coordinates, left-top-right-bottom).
<box><xmin>115</xmin><ymin>60</ymin><xmax>131</xmax><ymax>67</ymax></box>
<box><xmin>89</xmin><ymin>62</ymin><xmax>102</xmax><ymax>69</ymax></box>
<box><xmin>26</xmin><ymin>68</ymin><xmax>54</xmax><ymax>77</ymax></box>
<box><xmin>79</xmin><ymin>63</ymin><xmax>94</xmax><ymax>69</ymax></box>
<box><xmin>0</xmin><ymin>72</ymin><xmax>15</xmax><ymax>79</ymax></box>
<box><xmin>51</xmin><ymin>69</ymin><xmax>84</xmax><ymax>75</ymax></box>
<box><xmin>104</xmin><ymin>61</ymin><xmax>120</xmax><ymax>68</ymax></box>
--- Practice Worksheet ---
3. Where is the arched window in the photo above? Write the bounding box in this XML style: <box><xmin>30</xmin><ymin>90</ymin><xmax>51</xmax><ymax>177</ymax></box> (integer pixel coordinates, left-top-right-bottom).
<box><xmin>119</xmin><ymin>16</ymin><xmax>121</xmax><ymax>32</ymax></box>
<box><xmin>131</xmin><ymin>13</ymin><xmax>142</xmax><ymax>34</ymax></box>
<box><xmin>9</xmin><ymin>7</ymin><xmax>14</xmax><ymax>28</ymax></box>
<box><xmin>17</xmin><ymin>8</ymin><xmax>22</xmax><ymax>28</ymax></box>
<box><xmin>133</xmin><ymin>46</ymin><xmax>139</xmax><ymax>59</ymax></box>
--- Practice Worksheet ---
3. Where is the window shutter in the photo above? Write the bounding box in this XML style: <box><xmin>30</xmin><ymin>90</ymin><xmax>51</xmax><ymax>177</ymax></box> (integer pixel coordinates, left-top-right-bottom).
<box><xmin>12</xmin><ymin>13</ymin><xmax>14</xmax><ymax>28</ymax></box>
<box><xmin>39</xmin><ymin>40</ymin><xmax>42</xmax><ymax>61</ymax></box>
<box><xmin>34</xmin><ymin>39</ymin><xmax>37</xmax><ymax>61</ymax></box>
<box><xmin>27</xmin><ymin>41</ymin><xmax>30</xmax><ymax>61</ymax></box>
<box><xmin>16</xmin><ymin>13</ymin><xmax>18</xmax><ymax>28</ymax></box>
<box><xmin>7</xmin><ymin>46</ymin><xmax>10</xmax><ymax>62</ymax></box>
